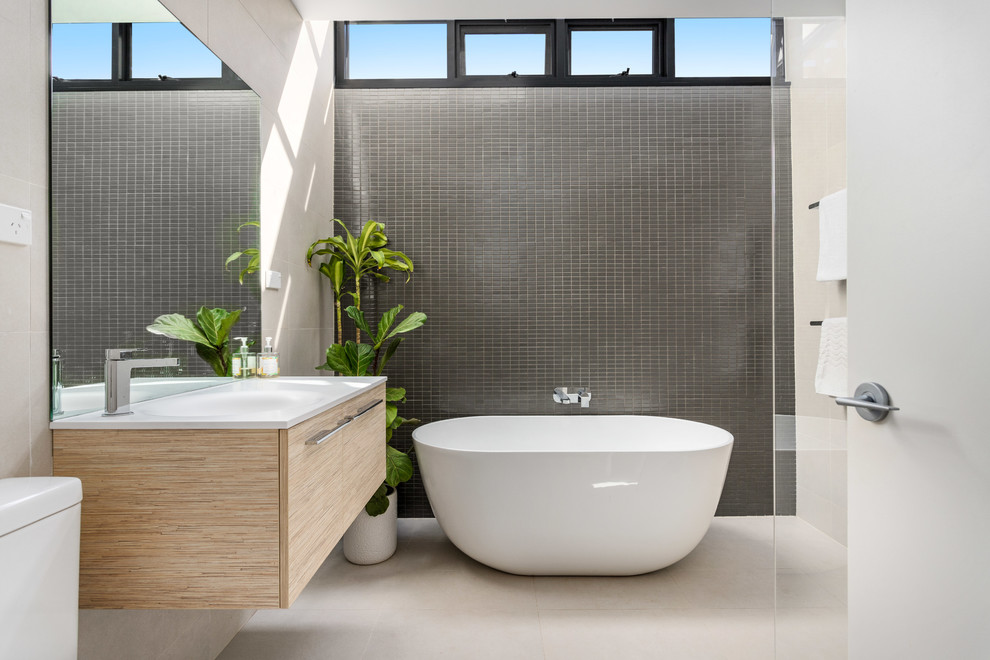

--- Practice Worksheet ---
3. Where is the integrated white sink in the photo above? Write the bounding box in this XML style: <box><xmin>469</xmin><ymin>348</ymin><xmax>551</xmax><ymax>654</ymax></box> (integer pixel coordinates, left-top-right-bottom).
<box><xmin>139</xmin><ymin>390</ymin><xmax>325</xmax><ymax>417</ymax></box>
<box><xmin>50</xmin><ymin>377</ymin><xmax>387</xmax><ymax>430</ymax></box>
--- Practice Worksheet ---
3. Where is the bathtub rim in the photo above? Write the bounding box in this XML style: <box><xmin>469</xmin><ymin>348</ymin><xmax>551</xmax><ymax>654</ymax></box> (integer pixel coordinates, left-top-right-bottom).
<box><xmin>411</xmin><ymin>414</ymin><xmax>734</xmax><ymax>454</ymax></box>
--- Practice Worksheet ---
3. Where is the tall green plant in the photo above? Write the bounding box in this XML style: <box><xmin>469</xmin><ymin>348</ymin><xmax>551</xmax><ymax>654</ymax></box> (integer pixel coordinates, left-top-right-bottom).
<box><xmin>318</xmin><ymin>305</ymin><xmax>426</xmax><ymax>515</ymax></box>
<box><xmin>307</xmin><ymin>220</ymin><xmax>413</xmax><ymax>343</ymax></box>
<box><xmin>146</xmin><ymin>307</ymin><xmax>241</xmax><ymax>376</ymax></box>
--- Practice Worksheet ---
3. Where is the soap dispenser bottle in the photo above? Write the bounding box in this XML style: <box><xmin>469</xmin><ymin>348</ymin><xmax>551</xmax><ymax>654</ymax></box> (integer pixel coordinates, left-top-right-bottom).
<box><xmin>232</xmin><ymin>337</ymin><xmax>253</xmax><ymax>378</ymax></box>
<box><xmin>258</xmin><ymin>337</ymin><xmax>280</xmax><ymax>378</ymax></box>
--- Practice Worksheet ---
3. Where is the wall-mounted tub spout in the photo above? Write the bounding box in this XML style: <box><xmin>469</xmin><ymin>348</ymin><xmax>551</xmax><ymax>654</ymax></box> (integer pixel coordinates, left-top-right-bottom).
<box><xmin>553</xmin><ymin>387</ymin><xmax>591</xmax><ymax>407</ymax></box>
<box><xmin>576</xmin><ymin>388</ymin><xmax>592</xmax><ymax>408</ymax></box>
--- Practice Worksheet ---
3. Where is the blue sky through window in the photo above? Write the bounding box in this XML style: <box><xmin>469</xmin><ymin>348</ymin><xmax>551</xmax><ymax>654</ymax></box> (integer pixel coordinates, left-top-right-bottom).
<box><xmin>464</xmin><ymin>33</ymin><xmax>547</xmax><ymax>76</ymax></box>
<box><xmin>132</xmin><ymin>23</ymin><xmax>221</xmax><ymax>78</ymax></box>
<box><xmin>348</xmin><ymin>23</ymin><xmax>447</xmax><ymax>79</ymax></box>
<box><xmin>52</xmin><ymin>23</ymin><xmax>112</xmax><ymax>79</ymax></box>
<box><xmin>52</xmin><ymin>21</ymin><xmax>221</xmax><ymax>80</ymax></box>
<box><xmin>675</xmin><ymin>18</ymin><xmax>772</xmax><ymax>77</ymax></box>
<box><xmin>571</xmin><ymin>30</ymin><xmax>653</xmax><ymax>75</ymax></box>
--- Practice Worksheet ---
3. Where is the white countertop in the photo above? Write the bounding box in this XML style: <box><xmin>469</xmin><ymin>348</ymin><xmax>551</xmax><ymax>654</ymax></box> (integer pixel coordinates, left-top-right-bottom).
<box><xmin>49</xmin><ymin>376</ymin><xmax>387</xmax><ymax>430</ymax></box>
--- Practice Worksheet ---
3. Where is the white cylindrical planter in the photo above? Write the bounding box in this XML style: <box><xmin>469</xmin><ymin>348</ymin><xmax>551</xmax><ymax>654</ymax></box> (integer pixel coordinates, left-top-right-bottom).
<box><xmin>342</xmin><ymin>488</ymin><xmax>397</xmax><ymax>565</ymax></box>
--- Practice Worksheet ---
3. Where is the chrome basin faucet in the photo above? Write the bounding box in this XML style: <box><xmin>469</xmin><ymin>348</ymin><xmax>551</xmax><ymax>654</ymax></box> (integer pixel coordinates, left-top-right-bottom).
<box><xmin>104</xmin><ymin>348</ymin><xmax>179</xmax><ymax>416</ymax></box>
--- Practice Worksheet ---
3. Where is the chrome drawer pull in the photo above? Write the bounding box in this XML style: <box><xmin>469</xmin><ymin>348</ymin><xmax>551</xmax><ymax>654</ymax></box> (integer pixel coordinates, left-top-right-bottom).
<box><xmin>352</xmin><ymin>399</ymin><xmax>384</xmax><ymax>420</ymax></box>
<box><xmin>305</xmin><ymin>399</ymin><xmax>383</xmax><ymax>446</ymax></box>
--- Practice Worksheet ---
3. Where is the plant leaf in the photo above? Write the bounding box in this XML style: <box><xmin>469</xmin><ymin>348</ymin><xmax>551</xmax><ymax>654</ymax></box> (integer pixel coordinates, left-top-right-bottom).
<box><xmin>384</xmin><ymin>387</ymin><xmax>406</xmax><ymax>402</ymax></box>
<box><xmin>384</xmin><ymin>311</ymin><xmax>427</xmax><ymax>341</ymax></box>
<box><xmin>341</xmin><ymin>341</ymin><xmax>374</xmax><ymax>376</ymax></box>
<box><xmin>324</xmin><ymin>344</ymin><xmax>353</xmax><ymax>374</ymax></box>
<box><xmin>364</xmin><ymin>484</ymin><xmax>390</xmax><ymax>517</ymax></box>
<box><xmin>385</xmin><ymin>402</ymin><xmax>398</xmax><ymax>428</ymax></box>
<box><xmin>196</xmin><ymin>306</ymin><xmax>223</xmax><ymax>345</ymax></box>
<box><xmin>195</xmin><ymin>343</ymin><xmax>227</xmax><ymax>377</ymax></box>
<box><xmin>216</xmin><ymin>308</ymin><xmax>242</xmax><ymax>343</ymax></box>
<box><xmin>146</xmin><ymin>313</ymin><xmax>212</xmax><ymax>347</ymax></box>
<box><xmin>225</xmin><ymin>251</ymin><xmax>243</xmax><ymax>267</ymax></box>
<box><xmin>374</xmin><ymin>305</ymin><xmax>403</xmax><ymax>345</ymax></box>
<box><xmin>344</xmin><ymin>306</ymin><xmax>372</xmax><ymax>338</ymax></box>
<box><xmin>375</xmin><ymin>337</ymin><xmax>403</xmax><ymax>375</ymax></box>
<box><xmin>385</xmin><ymin>445</ymin><xmax>413</xmax><ymax>487</ymax></box>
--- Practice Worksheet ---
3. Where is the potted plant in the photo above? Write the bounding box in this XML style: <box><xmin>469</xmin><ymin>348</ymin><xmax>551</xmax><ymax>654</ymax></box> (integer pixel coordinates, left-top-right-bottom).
<box><xmin>308</xmin><ymin>221</ymin><xmax>424</xmax><ymax>564</ymax></box>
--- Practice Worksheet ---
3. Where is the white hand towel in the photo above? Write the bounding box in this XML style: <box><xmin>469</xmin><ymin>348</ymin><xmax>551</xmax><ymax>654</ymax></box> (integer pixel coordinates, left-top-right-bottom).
<box><xmin>816</xmin><ymin>188</ymin><xmax>847</xmax><ymax>281</ymax></box>
<box><xmin>815</xmin><ymin>317</ymin><xmax>848</xmax><ymax>397</ymax></box>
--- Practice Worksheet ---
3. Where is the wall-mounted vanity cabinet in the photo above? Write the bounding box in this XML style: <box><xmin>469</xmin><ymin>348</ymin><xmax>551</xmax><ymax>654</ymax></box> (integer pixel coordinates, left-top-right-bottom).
<box><xmin>51</xmin><ymin>377</ymin><xmax>386</xmax><ymax>609</ymax></box>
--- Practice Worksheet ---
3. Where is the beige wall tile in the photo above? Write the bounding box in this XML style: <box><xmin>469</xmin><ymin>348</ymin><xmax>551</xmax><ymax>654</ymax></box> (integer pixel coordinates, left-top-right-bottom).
<box><xmin>29</xmin><ymin>331</ymin><xmax>52</xmax><ymax>475</ymax></box>
<box><xmin>0</xmin><ymin>3</ymin><xmax>31</xmax><ymax>182</ymax></box>
<box><xmin>0</xmin><ymin>332</ymin><xmax>33</xmax><ymax>477</ymax></box>
<box><xmin>159</xmin><ymin>0</ymin><xmax>209</xmax><ymax>44</ymax></box>
<box><xmin>29</xmin><ymin>184</ymin><xmax>47</xmax><ymax>332</ymax></box>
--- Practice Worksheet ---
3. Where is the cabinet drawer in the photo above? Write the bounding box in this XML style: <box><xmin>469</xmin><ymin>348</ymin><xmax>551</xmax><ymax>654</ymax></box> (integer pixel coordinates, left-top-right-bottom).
<box><xmin>281</xmin><ymin>384</ymin><xmax>386</xmax><ymax>605</ymax></box>
<box><xmin>54</xmin><ymin>428</ymin><xmax>282</xmax><ymax>609</ymax></box>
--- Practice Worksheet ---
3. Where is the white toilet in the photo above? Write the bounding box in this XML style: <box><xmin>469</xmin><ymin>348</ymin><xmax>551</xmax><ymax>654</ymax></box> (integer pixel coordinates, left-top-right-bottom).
<box><xmin>0</xmin><ymin>477</ymin><xmax>83</xmax><ymax>660</ymax></box>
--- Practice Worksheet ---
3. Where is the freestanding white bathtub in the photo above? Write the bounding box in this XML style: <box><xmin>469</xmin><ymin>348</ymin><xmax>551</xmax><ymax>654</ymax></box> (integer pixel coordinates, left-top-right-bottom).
<box><xmin>412</xmin><ymin>415</ymin><xmax>733</xmax><ymax>576</ymax></box>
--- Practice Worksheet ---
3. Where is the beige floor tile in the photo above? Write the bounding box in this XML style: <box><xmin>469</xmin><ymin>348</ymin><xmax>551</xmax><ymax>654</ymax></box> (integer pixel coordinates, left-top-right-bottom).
<box><xmin>397</xmin><ymin>517</ymin><xmax>448</xmax><ymax>542</ymax></box>
<box><xmin>695</xmin><ymin>609</ymin><xmax>776</xmax><ymax>660</ymax></box>
<box><xmin>775</xmin><ymin>607</ymin><xmax>847</xmax><ymax>660</ymax></box>
<box><xmin>363</xmin><ymin>609</ymin><xmax>544</xmax><ymax>660</ymax></box>
<box><xmin>535</xmin><ymin>568</ymin><xmax>688</xmax><ymax>610</ymax></box>
<box><xmin>541</xmin><ymin>609</ymin><xmax>730</xmax><ymax>660</ymax></box>
<box><xmin>675</xmin><ymin>516</ymin><xmax>775</xmax><ymax>571</ymax></box>
<box><xmin>775</xmin><ymin>517</ymin><xmax>847</xmax><ymax>573</ymax></box>
<box><xmin>670</xmin><ymin>568</ymin><xmax>776</xmax><ymax>609</ymax></box>
<box><xmin>216</xmin><ymin>609</ymin><xmax>381</xmax><ymax>660</ymax></box>
<box><xmin>221</xmin><ymin>517</ymin><xmax>847</xmax><ymax>659</ymax></box>
<box><xmin>775</xmin><ymin>570</ymin><xmax>846</xmax><ymax>609</ymax></box>
<box><xmin>295</xmin><ymin>546</ymin><xmax>536</xmax><ymax>612</ymax></box>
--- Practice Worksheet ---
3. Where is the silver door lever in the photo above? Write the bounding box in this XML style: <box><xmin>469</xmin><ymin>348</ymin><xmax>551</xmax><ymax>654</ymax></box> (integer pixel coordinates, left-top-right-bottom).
<box><xmin>835</xmin><ymin>382</ymin><xmax>899</xmax><ymax>422</ymax></box>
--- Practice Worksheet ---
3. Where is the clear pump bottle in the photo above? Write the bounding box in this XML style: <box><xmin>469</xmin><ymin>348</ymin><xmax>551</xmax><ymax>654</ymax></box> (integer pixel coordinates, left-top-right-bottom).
<box><xmin>232</xmin><ymin>337</ymin><xmax>253</xmax><ymax>378</ymax></box>
<box><xmin>258</xmin><ymin>337</ymin><xmax>279</xmax><ymax>378</ymax></box>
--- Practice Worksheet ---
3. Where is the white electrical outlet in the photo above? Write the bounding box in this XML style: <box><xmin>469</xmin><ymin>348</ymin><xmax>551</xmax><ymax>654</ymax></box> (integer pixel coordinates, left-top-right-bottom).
<box><xmin>0</xmin><ymin>203</ymin><xmax>32</xmax><ymax>246</ymax></box>
<box><xmin>265</xmin><ymin>270</ymin><xmax>282</xmax><ymax>290</ymax></box>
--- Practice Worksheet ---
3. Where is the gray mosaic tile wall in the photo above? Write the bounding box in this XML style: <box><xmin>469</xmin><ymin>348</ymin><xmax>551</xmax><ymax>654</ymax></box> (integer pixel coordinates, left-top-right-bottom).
<box><xmin>334</xmin><ymin>86</ymin><xmax>791</xmax><ymax>517</ymax></box>
<box><xmin>51</xmin><ymin>90</ymin><xmax>261</xmax><ymax>385</ymax></box>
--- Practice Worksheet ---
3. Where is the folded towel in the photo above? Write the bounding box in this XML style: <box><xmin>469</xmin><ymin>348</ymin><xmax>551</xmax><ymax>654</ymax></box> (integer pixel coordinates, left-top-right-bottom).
<box><xmin>815</xmin><ymin>317</ymin><xmax>848</xmax><ymax>397</ymax></box>
<box><xmin>816</xmin><ymin>188</ymin><xmax>847</xmax><ymax>281</ymax></box>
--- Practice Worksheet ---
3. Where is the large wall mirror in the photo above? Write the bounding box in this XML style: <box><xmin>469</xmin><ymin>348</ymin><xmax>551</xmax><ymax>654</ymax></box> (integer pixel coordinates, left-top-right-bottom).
<box><xmin>50</xmin><ymin>0</ymin><xmax>261</xmax><ymax>419</ymax></box>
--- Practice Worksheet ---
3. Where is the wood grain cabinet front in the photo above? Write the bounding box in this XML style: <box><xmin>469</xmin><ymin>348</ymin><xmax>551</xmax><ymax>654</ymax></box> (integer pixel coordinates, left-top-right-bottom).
<box><xmin>52</xmin><ymin>383</ymin><xmax>386</xmax><ymax>609</ymax></box>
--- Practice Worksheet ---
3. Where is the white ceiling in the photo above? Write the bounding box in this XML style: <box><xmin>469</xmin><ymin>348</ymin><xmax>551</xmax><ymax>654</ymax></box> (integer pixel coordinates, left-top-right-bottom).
<box><xmin>52</xmin><ymin>0</ymin><xmax>177</xmax><ymax>24</ymax></box>
<box><xmin>289</xmin><ymin>0</ymin><xmax>844</xmax><ymax>20</ymax></box>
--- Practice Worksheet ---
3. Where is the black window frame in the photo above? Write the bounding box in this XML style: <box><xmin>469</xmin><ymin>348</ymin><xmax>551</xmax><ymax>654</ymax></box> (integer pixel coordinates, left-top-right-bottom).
<box><xmin>335</xmin><ymin>18</ymin><xmax>784</xmax><ymax>88</ymax></box>
<box><xmin>457</xmin><ymin>20</ymin><xmax>555</xmax><ymax>78</ymax></box>
<box><xmin>52</xmin><ymin>22</ymin><xmax>249</xmax><ymax>92</ymax></box>
<box><xmin>565</xmin><ymin>19</ymin><xmax>666</xmax><ymax>79</ymax></box>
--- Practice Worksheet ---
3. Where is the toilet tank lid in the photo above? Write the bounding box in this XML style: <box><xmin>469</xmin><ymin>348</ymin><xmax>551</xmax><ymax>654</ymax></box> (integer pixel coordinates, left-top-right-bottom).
<box><xmin>0</xmin><ymin>477</ymin><xmax>82</xmax><ymax>538</ymax></box>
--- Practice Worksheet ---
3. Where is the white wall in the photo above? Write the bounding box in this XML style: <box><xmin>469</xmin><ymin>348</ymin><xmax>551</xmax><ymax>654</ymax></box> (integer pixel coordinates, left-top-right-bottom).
<box><xmin>0</xmin><ymin>0</ymin><xmax>50</xmax><ymax>480</ymax></box>
<box><xmin>162</xmin><ymin>0</ymin><xmax>336</xmax><ymax>377</ymax></box>
<box><xmin>847</xmin><ymin>0</ymin><xmax>990</xmax><ymax>657</ymax></box>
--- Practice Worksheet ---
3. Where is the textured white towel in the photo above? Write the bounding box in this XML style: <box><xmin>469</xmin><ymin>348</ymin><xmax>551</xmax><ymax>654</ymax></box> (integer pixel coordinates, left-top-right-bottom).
<box><xmin>815</xmin><ymin>317</ymin><xmax>848</xmax><ymax>397</ymax></box>
<box><xmin>816</xmin><ymin>188</ymin><xmax>848</xmax><ymax>281</ymax></box>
